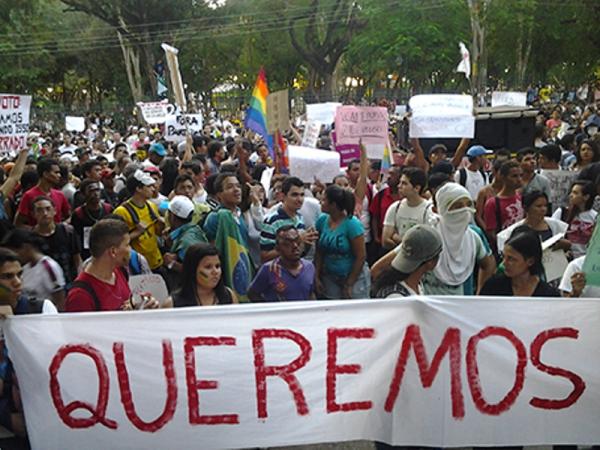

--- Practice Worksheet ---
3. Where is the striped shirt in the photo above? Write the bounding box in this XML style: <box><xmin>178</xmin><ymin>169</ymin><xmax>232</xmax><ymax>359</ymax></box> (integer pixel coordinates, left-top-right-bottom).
<box><xmin>260</xmin><ymin>206</ymin><xmax>305</xmax><ymax>251</ymax></box>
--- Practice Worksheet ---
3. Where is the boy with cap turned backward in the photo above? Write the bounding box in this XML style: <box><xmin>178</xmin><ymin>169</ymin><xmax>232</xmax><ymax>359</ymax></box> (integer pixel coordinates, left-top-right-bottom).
<box><xmin>163</xmin><ymin>195</ymin><xmax>207</xmax><ymax>275</ymax></box>
<box><xmin>372</xmin><ymin>225</ymin><xmax>443</xmax><ymax>297</ymax></box>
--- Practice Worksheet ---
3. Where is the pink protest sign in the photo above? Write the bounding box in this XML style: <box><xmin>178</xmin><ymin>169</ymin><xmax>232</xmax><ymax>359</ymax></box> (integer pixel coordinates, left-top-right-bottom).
<box><xmin>332</xmin><ymin>130</ymin><xmax>360</xmax><ymax>167</ymax></box>
<box><xmin>334</xmin><ymin>106</ymin><xmax>388</xmax><ymax>146</ymax></box>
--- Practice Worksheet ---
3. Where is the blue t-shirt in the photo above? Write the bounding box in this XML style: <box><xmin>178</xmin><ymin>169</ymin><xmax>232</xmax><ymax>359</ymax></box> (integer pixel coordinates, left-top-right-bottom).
<box><xmin>315</xmin><ymin>213</ymin><xmax>364</xmax><ymax>278</ymax></box>
<box><xmin>249</xmin><ymin>258</ymin><xmax>315</xmax><ymax>302</ymax></box>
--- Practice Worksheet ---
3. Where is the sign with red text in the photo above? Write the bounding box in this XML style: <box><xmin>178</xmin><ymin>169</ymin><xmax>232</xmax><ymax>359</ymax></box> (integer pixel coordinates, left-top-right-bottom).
<box><xmin>334</xmin><ymin>106</ymin><xmax>389</xmax><ymax>146</ymax></box>
<box><xmin>0</xmin><ymin>94</ymin><xmax>31</xmax><ymax>153</ymax></box>
<box><xmin>5</xmin><ymin>297</ymin><xmax>599</xmax><ymax>450</ymax></box>
<box><xmin>137</xmin><ymin>101</ymin><xmax>172</xmax><ymax>124</ymax></box>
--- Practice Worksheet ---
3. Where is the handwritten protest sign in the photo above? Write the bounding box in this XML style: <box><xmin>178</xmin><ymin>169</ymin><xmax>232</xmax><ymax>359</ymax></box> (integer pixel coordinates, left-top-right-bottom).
<box><xmin>266</xmin><ymin>89</ymin><xmax>289</xmax><ymax>134</ymax></box>
<box><xmin>301</xmin><ymin>119</ymin><xmax>322</xmax><ymax>148</ymax></box>
<box><xmin>164</xmin><ymin>111</ymin><xmax>203</xmax><ymax>143</ymax></box>
<box><xmin>288</xmin><ymin>144</ymin><xmax>340</xmax><ymax>183</ymax></box>
<box><xmin>543</xmin><ymin>170</ymin><xmax>578</xmax><ymax>212</ymax></box>
<box><xmin>491</xmin><ymin>91</ymin><xmax>527</xmax><ymax>107</ymax></box>
<box><xmin>306</xmin><ymin>102</ymin><xmax>341</xmax><ymax>124</ymax></box>
<box><xmin>0</xmin><ymin>94</ymin><xmax>31</xmax><ymax>153</ymax></box>
<box><xmin>582</xmin><ymin>221</ymin><xmax>600</xmax><ymax>286</ymax></box>
<box><xmin>541</xmin><ymin>233</ymin><xmax>569</xmax><ymax>281</ymax></box>
<box><xmin>137</xmin><ymin>101</ymin><xmax>171</xmax><ymax>124</ymax></box>
<box><xmin>128</xmin><ymin>274</ymin><xmax>169</xmax><ymax>306</ymax></box>
<box><xmin>334</xmin><ymin>106</ymin><xmax>389</xmax><ymax>146</ymax></box>
<box><xmin>65</xmin><ymin>116</ymin><xmax>85</xmax><ymax>132</ymax></box>
<box><xmin>409</xmin><ymin>94</ymin><xmax>474</xmax><ymax>138</ymax></box>
<box><xmin>5</xmin><ymin>297</ymin><xmax>600</xmax><ymax>449</ymax></box>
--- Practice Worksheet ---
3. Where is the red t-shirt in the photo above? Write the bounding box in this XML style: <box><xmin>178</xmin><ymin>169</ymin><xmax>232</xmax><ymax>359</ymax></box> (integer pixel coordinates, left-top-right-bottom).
<box><xmin>483</xmin><ymin>193</ymin><xmax>524</xmax><ymax>233</ymax></box>
<box><xmin>17</xmin><ymin>185</ymin><xmax>70</xmax><ymax>225</ymax></box>
<box><xmin>369</xmin><ymin>187</ymin><xmax>401</xmax><ymax>240</ymax></box>
<box><xmin>66</xmin><ymin>269</ymin><xmax>131</xmax><ymax>312</ymax></box>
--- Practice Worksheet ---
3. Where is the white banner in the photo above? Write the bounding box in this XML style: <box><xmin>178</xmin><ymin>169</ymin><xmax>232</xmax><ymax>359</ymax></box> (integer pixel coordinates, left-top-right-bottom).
<box><xmin>409</xmin><ymin>94</ymin><xmax>474</xmax><ymax>138</ymax></box>
<box><xmin>288</xmin><ymin>144</ymin><xmax>340</xmax><ymax>183</ymax></box>
<box><xmin>492</xmin><ymin>91</ymin><xmax>527</xmax><ymax>108</ymax></box>
<box><xmin>137</xmin><ymin>101</ymin><xmax>172</xmax><ymax>124</ymax></box>
<box><xmin>306</xmin><ymin>102</ymin><xmax>341</xmax><ymax>124</ymax></box>
<box><xmin>164</xmin><ymin>112</ymin><xmax>203</xmax><ymax>143</ymax></box>
<box><xmin>5</xmin><ymin>297</ymin><xmax>599</xmax><ymax>450</ymax></box>
<box><xmin>65</xmin><ymin>116</ymin><xmax>85</xmax><ymax>132</ymax></box>
<box><xmin>0</xmin><ymin>94</ymin><xmax>31</xmax><ymax>153</ymax></box>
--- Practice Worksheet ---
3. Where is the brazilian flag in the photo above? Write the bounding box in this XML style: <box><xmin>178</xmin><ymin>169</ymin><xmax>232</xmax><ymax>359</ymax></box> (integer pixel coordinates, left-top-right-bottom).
<box><xmin>214</xmin><ymin>209</ymin><xmax>253</xmax><ymax>302</ymax></box>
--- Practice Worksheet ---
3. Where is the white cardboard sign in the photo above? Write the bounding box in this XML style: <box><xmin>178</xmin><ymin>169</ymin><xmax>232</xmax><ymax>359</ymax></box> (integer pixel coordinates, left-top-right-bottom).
<box><xmin>306</xmin><ymin>102</ymin><xmax>341</xmax><ymax>124</ymax></box>
<box><xmin>164</xmin><ymin>112</ymin><xmax>203</xmax><ymax>143</ymax></box>
<box><xmin>4</xmin><ymin>297</ymin><xmax>600</xmax><ymax>449</ymax></box>
<box><xmin>288</xmin><ymin>144</ymin><xmax>340</xmax><ymax>183</ymax></box>
<box><xmin>491</xmin><ymin>91</ymin><xmax>527</xmax><ymax>108</ymax></box>
<box><xmin>65</xmin><ymin>116</ymin><xmax>85</xmax><ymax>132</ymax></box>
<box><xmin>137</xmin><ymin>101</ymin><xmax>172</xmax><ymax>124</ymax></box>
<box><xmin>128</xmin><ymin>274</ymin><xmax>169</xmax><ymax>306</ymax></box>
<box><xmin>0</xmin><ymin>94</ymin><xmax>31</xmax><ymax>153</ymax></box>
<box><xmin>409</xmin><ymin>94</ymin><xmax>474</xmax><ymax>138</ymax></box>
<box><xmin>301</xmin><ymin>120</ymin><xmax>322</xmax><ymax>148</ymax></box>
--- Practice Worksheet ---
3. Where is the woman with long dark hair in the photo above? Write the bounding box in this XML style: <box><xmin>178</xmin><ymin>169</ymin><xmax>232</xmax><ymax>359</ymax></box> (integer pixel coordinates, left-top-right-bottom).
<box><xmin>481</xmin><ymin>228</ymin><xmax>559</xmax><ymax>297</ymax></box>
<box><xmin>172</xmin><ymin>243</ymin><xmax>238</xmax><ymax>307</ymax></box>
<box><xmin>552</xmin><ymin>180</ymin><xmax>597</xmax><ymax>258</ymax></box>
<box><xmin>314</xmin><ymin>184</ymin><xmax>369</xmax><ymax>299</ymax></box>
<box><xmin>570</xmin><ymin>139</ymin><xmax>600</xmax><ymax>171</ymax></box>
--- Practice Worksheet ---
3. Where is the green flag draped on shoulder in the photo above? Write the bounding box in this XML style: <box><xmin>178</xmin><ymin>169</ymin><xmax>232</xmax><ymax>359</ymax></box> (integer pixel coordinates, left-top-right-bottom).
<box><xmin>214</xmin><ymin>209</ymin><xmax>253</xmax><ymax>302</ymax></box>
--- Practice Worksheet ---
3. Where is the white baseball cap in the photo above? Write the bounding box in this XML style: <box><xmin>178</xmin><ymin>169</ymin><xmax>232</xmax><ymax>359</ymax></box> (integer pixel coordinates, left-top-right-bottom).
<box><xmin>168</xmin><ymin>195</ymin><xmax>194</xmax><ymax>220</ymax></box>
<box><xmin>133</xmin><ymin>169</ymin><xmax>156</xmax><ymax>186</ymax></box>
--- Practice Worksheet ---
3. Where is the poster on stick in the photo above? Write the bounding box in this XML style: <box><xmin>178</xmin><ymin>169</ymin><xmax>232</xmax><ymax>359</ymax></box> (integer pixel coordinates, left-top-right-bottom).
<box><xmin>137</xmin><ymin>101</ymin><xmax>171</xmax><ymax>124</ymax></box>
<box><xmin>0</xmin><ymin>94</ymin><xmax>31</xmax><ymax>153</ymax></box>
<box><xmin>335</xmin><ymin>106</ymin><xmax>388</xmax><ymax>146</ymax></box>
<box><xmin>409</xmin><ymin>94</ymin><xmax>474</xmax><ymax>138</ymax></box>
<box><xmin>301</xmin><ymin>119</ymin><xmax>321</xmax><ymax>148</ymax></box>
<box><xmin>266</xmin><ymin>89</ymin><xmax>289</xmax><ymax>134</ymax></box>
<box><xmin>164</xmin><ymin>111</ymin><xmax>203</xmax><ymax>143</ymax></box>
<box><xmin>4</xmin><ymin>297</ymin><xmax>600</xmax><ymax>450</ymax></box>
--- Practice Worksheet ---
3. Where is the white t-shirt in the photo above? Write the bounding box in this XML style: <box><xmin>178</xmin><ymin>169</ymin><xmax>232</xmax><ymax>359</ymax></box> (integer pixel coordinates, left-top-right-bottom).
<box><xmin>559</xmin><ymin>256</ymin><xmax>600</xmax><ymax>298</ymax></box>
<box><xmin>22</xmin><ymin>256</ymin><xmax>65</xmax><ymax>301</ymax></box>
<box><xmin>383</xmin><ymin>198</ymin><xmax>433</xmax><ymax>240</ymax></box>
<box><xmin>58</xmin><ymin>144</ymin><xmax>78</xmax><ymax>155</ymax></box>
<box><xmin>454</xmin><ymin>168</ymin><xmax>487</xmax><ymax>200</ymax></box>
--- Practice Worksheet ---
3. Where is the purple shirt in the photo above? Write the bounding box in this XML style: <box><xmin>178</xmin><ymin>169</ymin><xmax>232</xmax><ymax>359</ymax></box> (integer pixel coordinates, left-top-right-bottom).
<box><xmin>249</xmin><ymin>258</ymin><xmax>315</xmax><ymax>302</ymax></box>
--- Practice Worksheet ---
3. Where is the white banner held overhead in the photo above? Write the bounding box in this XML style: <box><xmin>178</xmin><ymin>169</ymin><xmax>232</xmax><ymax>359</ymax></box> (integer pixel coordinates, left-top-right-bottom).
<box><xmin>409</xmin><ymin>94</ymin><xmax>474</xmax><ymax>138</ymax></box>
<box><xmin>288</xmin><ymin>144</ymin><xmax>340</xmax><ymax>183</ymax></box>
<box><xmin>0</xmin><ymin>94</ymin><xmax>31</xmax><ymax>153</ymax></box>
<box><xmin>492</xmin><ymin>92</ymin><xmax>528</xmax><ymax>108</ymax></box>
<box><xmin>65</xmin><ymin>116</ymin><xmax>86</xmax><ymax>132</ymax></box>
<box><xmin>161</xmin><ymin>43</ymin><xmax>187</xmax><ymax>112</ymax></box>
<box><xmin>137</xmin><ymin>101</ymin><xmax>171</xmax><ymax>124</ymax></box>
<box><xmin>305</xmin><ymin>102</ymin><xmax>341</xmax><ymax>124</ymax></box>
<box><xmin>5</xmin><ymin>297</ymin><xmax>599</xmax><ymax>450</ymax></box>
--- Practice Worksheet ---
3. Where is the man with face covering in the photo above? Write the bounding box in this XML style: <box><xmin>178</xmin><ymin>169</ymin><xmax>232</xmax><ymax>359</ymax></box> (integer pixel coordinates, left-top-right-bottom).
<box><xmin>421</xmin><ymin>182</ymin><xmax>496</xmax><ymax>296</ymax></box>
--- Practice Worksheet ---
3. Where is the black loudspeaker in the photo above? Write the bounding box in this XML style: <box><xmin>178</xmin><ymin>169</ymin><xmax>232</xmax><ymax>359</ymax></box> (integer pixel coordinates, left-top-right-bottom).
<box><xmin>417</xmin><ymin>114</ymin><xmax>536</xmax><ymax>154</ymax></box>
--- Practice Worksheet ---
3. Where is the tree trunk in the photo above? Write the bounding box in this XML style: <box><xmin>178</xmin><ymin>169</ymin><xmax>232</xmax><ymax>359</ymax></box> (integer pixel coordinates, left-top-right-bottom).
<box><xmin>118</xmin><ymin>31</ymin><xmax>144</xmax><ymax>102</ymax></box>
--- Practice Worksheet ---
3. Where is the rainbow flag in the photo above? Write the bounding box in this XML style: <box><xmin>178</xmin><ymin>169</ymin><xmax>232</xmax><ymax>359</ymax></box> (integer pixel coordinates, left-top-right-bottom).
<box><xmin>381</xmin><ymin>142</ymin><xmax>392</xmax><ymax>171</ymax></box>
<box><xmin>244</xmin><ymin>68</ymin><xmax>273</xmax><ymax>154</ymax></box>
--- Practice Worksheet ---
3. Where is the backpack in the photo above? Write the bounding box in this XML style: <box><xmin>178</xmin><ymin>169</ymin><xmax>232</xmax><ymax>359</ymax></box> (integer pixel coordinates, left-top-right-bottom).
<box><xmin>121</xmin><ymin>200</ymin><xmax>158</xmax><ymax>228</ymax></box>
<box><xmin>26</xmin><ymin>297</ymin><xmax>46</xmax><ymax>314</ymax></box>
<box><xmin>71</xmin><ymin>267</ymin><xmax>129</xmax><ymax>311</ymax></box>
<box><xmin>458</xmin><ymin>167</ymin><xmax>488</xmax><ymax>188</ymax></box>
<box><xmin>129</xmin><ymin>250</ymin><xmax>142</xmax><ymax>275</ymax></box>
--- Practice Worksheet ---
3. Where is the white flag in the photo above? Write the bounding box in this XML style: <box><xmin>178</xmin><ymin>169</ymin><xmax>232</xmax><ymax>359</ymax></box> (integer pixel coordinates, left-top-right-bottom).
<box><xmin>456</xmin><ymin>42</ymin><xmax>470</xmax><ymax>79</ymax></box>
<box><xmin>161</xmin><ymin>43</ymin><xmax>187</xmax><ymax>112</ymax></box>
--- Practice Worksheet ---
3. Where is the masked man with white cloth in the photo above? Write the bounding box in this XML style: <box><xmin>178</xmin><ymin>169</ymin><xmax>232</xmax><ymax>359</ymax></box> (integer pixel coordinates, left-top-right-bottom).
<box><xmin>422</xmin><ymin>182</ymin><xmax>496</xmax><ymax>296</ymax></box>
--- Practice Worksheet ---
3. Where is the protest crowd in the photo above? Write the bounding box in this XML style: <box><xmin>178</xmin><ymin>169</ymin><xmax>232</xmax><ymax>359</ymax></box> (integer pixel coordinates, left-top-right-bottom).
<box><xmin>0</xmin><ymin>86</ymin><xmax>599</xmax><ymax>449</ymax></box>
